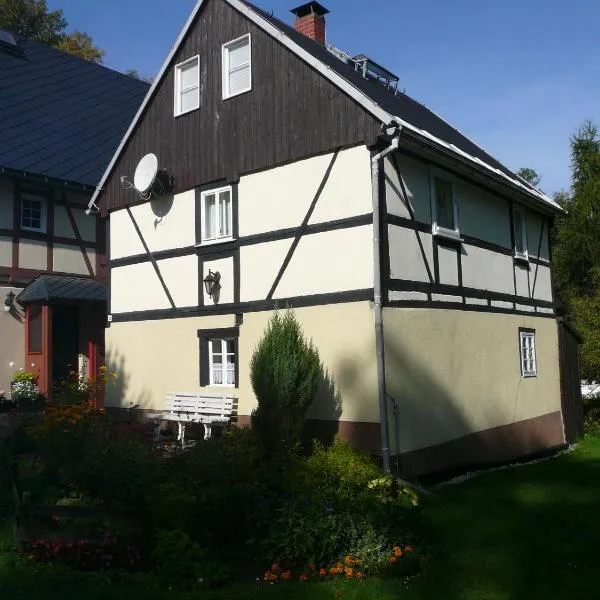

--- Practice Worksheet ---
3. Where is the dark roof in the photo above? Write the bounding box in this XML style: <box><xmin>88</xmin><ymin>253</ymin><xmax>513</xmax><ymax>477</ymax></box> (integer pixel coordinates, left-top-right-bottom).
<box><xmin>0</xmin><ymin>34</ymin><xmax>150</xmax><ymax>187</ymax></box>
<box><xmin>241</xmin><ymin>1</ymin><xmax>533</xmax><ymax>190</ymax></box>
<box><xmin>17</xmin><ymin>275</ymin><xmax>107</xmax><ymax>304</ymax></box>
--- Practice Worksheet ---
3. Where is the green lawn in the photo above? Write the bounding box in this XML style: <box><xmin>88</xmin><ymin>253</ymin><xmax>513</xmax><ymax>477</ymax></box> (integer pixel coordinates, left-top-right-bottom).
<box><xmin>3</xmin><ymin>436</ymin><xmax>600</xmax><ymax>599</ymax></box>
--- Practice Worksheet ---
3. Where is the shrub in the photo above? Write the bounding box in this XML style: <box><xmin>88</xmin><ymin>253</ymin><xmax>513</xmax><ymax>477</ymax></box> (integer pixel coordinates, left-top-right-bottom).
<box><xmin>250</xmin><ymin>310</ymin><xmax>321</xmax><ymax>458</ymax></box>
<box><xmin>11</xmin><ymin>371</ymin><xmax>45</xmax><ymax>411</ymax></box>
<box><xmin>583</xmin><ymin>393</ymin><xmax>600</xmax><ymax>436</ymax></box>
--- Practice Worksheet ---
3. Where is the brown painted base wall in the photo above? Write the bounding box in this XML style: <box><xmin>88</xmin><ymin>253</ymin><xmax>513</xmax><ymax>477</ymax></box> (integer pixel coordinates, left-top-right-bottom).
<box><xmin>396</xmin><ymin>411</ymin><xmax>566</xmax><ymax>479</ymax></box>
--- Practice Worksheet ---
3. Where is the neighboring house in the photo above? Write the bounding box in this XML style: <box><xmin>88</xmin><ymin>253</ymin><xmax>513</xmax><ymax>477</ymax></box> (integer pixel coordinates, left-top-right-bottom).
<box><xmin>0</xmin><ymin>30</ymin><xmax>149</xmax><ymax>399</ymax></box>
<box><xmin>89</xmin><ymin>0</ymin><xmax>581</xmax><ymax>475</ymax></box>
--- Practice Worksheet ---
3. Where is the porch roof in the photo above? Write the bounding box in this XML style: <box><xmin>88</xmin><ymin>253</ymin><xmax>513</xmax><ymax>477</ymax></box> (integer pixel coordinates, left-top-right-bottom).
<box><xmin>17</xmin><ymin>275</ymin><xmax>106</xmax><ymax>305</ymax></box>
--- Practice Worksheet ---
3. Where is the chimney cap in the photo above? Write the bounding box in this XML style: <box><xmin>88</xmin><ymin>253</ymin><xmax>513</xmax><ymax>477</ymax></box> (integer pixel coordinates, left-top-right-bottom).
<box><xmin>291</xmin><ymin>2</ymin><xmax>329</xmax><ymax>18</ymax></box>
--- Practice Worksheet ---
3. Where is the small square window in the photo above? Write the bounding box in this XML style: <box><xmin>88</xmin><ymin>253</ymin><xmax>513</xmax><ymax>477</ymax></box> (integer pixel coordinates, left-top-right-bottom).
<box><xmin>222</xmin><ymin>34</ymin><xmax>251</xmax><ymax>99</ymax></box>
<box><xmin>174</xmin><ymin>55</ymin><xmax>200</xmax><ymax>116</ymax></box>
<box><xmin>431</xmin><ymin>169</ymin><xmax>459</xmax><ymax>240</ymax></box>
<box><xmin>199</xmin><ymin>328</ymin><xmax>239</xmax><ymax>388</ymax></box>
<box><xmin>519</xmin><ymin>329</ymin><xmax>537</xmax><ymax>377</ymax></box>
<box><xmin>21</xmin><ymin>194</ymin><xmax>46</xmax><ymax>232</ymax></box>
<box><xmin>513</xmin><ymin>206</ymin><xmax>528</xmax><ymax>260</ymax></box>
<box><xmin>201</xmin><ymin>186</ymin><xmax>233</xmax><ymax>243</ymax></box>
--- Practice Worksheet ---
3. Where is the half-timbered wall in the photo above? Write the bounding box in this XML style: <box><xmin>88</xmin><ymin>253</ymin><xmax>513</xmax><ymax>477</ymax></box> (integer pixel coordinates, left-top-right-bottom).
<box><xmin>99</xmin><ymin>0</ymin><xmax>379</xmax><ymax>213</ymax></box>
<box><xmin>383</xmin><ymin>152</ymin><xmax>554</xmax><ymax>315</ymax></box>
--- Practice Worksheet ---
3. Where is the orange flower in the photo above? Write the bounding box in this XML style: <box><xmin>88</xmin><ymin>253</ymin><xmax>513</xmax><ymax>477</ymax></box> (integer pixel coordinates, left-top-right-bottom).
<box><xmin>319</xmin><ymin>568</ymin><xmax>327</xmax><ymax>576</ymax></box>
<box><xmin>405</xmin><ymin>545</ymin><xmax>414</xmax><ymax>552</ymax></box>
<box><xmin>389</xmin><ymin>556</ymin><xmax>398</xmax><ymax>564</ymax></box>
<box><xmin>281</xmin><ymin>570</ymin><xmax>291</xmax><ymax>581</ymax></box>
<box><xmin>356</xmin><ymin>571</ymin><xmax>365</xmax><ymax>579</ymax></box>
<box><xmin>299</xmin><ymin>573</ymin><xmax>308</xmax><ymax>582</ymax></box>
<box><xmin>344</xmin><ymin>567</ymin><xmax>353</xmax><ymax>578</ymax></box>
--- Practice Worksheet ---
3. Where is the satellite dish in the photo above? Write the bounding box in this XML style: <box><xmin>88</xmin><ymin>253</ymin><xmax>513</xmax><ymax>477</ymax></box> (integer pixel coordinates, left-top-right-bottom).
<box><xmin>133</xmin><ymin>153</ymin><xmax>159</xmax><ymax>194</ymax></box>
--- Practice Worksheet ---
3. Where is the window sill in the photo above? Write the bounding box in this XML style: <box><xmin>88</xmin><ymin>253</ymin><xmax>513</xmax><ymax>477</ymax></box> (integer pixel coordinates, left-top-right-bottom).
<box><xmin>21</xmin><ymin>226</ymin><xmax>46</xmax><ymax>234</ymax></box>
<box><xmin>222</xmin><ymin>87</ymin><xmax>252</xmax><ymax>101</ymax></box>
<box><xmin>432</xmin><ymin>227</ymin><xmax>463</xmax><ymax>244</ymax></box>
<box><xmin>521</xmin><ymin>373</ymin><xmax>537</xmax><ymax>379</ymax></box>
<box><xmin>195</xmin><ymin>237</ymin><xmax>235</xmax><ymax>248</ymax></box>
<box><xmin>514</xmin><ymin>253</ymin><xmax>530</xmax><ymax>266</ymax></box>
<box><xmin>174</xmin><ymin>106</ymin><xmax>200</xmax><ymax>118</ymax></box>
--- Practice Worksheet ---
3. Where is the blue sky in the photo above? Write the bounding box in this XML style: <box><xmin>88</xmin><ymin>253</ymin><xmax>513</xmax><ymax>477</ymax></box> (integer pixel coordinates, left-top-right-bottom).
<box><xmin>48</xmin><ymin>0</ymin><xmax>600</xmax><ymax>195</ymax></box>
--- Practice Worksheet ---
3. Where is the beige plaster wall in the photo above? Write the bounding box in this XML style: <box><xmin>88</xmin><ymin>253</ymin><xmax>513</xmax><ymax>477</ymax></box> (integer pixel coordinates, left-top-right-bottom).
<box><xmin>54</xmin><ymin>206</ymin><xmax>96</xmax><ymax>243</ymax></box>
<box><xmin>238</xmin><ymin>146</ymin><xmax>372</xmax><ymax>237</ymax></box>
<box><xmin>0</xmin><ymin>236</ymin><xmax>12</xmax><ymax>268</ymax></box>
<box><xmin>19</xmin><ymin>240</ymin><xmax>47</xmax><ymax>270</ymax></box>
<box><xmin>105</xmin><ymin>301</ymin><xmax>379</xmax><ymax>423</ymax></box>
<box><xmin>53</xmin><ymin>244</ymin><xmax>95</xmax><ymax>275</ymax></box>
<box><xmin>0</xmin><ymin>285</ymin><xmax>24</xmax><ymax>397</ymax></box>
<box><xmin>383</xmin><ymin>307</ymin><xmax>562</xmax><ymax>455</ymax></box>
<box><xmin>202</xmin><ymin>256</ymin><xmax>233</xmax><ymax>305</ymax></box>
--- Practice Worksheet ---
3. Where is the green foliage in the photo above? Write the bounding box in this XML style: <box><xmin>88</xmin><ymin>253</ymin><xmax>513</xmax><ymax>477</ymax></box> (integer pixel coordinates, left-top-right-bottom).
<box><xmin>250</xmin><ymin>310</ymin><xmax>322</xmax><ymax>458</ymax></box>
<box><xmin>553</xmin><ymin>121</ymin><xmax>600</xmax><ymax>379</ymax></box>
<box><xmin>11</xmin><ymin>371</ymin><xmax>45</xmax><ymax>411</ymax></box>
<box><xmin>516</xmin><ymin>167</ymin><xmax>541</xmax><ymax>188</ymax></box>
<box><xmin>152</xmin><ymin>530</ymin><xmax>205</xmax><ymax>586</ymax></box>
<box><xmin>0</xmin><ymin>0</ymin><xmax>104</xmax><ymax>62</ymax></box>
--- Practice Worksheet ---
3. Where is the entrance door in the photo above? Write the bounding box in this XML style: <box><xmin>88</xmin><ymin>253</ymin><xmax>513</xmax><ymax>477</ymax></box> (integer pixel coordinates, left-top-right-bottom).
<box><xmin>52</xmin><ymin>305</ymin><xmax>79</xmax><ymax>383</ymax></box>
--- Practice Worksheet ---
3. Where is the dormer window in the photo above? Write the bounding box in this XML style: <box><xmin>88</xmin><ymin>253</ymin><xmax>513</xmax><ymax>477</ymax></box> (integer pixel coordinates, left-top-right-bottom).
<box><xmin>222</xmin><ymin>34</ymin><xmax>252</xmax><ymax>99</ymax></box>
<box><xmin>174</xmin><ymin>55</ymin><xmax>200</xmax><ymax>116</ymax></box>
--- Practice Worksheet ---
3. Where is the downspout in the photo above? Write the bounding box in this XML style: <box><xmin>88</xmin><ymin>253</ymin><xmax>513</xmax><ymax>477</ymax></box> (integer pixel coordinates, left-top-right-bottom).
<box><xmin>372</xmin><ymin>128</ymin><xmax>401</xmax><ymax>474</ymax></box>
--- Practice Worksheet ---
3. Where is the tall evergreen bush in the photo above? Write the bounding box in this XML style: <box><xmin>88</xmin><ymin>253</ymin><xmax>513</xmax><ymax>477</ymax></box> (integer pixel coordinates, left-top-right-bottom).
<box><xmin>250</xmin><ymin>310</ymin><xmax>321</xmax><ymax>458</ymax></box>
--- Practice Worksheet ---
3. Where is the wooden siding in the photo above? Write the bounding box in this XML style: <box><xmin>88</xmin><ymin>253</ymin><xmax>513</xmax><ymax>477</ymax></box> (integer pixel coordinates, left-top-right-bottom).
<box><xmin>100</xmin><ymin>0</ymin><xmax>380</xmax><ymax>213</ymax></box>
<box><xmin>558</xmin><ymin>320</ymin><xmax>583</xmax><ymax>444</ymax></box>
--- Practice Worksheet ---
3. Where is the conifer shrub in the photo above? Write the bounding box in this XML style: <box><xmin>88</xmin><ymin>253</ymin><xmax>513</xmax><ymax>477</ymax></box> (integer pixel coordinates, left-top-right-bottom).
<box><xmin>250</xmin><ymin>310</ymin><xmax>321</xmax><ymax>458</ymax></box>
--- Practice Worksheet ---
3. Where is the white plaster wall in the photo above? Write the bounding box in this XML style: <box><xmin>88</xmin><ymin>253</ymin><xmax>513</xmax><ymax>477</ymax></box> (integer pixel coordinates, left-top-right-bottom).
<box><xmin>515</xmin><ymin>264</ymin><xmax>529</xmax><ymax>297</ymax></box>
<box><xmin>0</xmin><ymin>285</ymin><xmax>24</xmax><ymax>398</ymax></box>
<box><xmin>0</xmin><ymin>236</ymin><xmax>12</xmax><ymax>267</ymax></box>
<box><xmin>438</xmin><ymin>245</ymin><xmax>459</xmax><ymax>286</ymax></box>
<box><xmin>388</xmin><ymin>226</ymin><xmax>433</xmax><ymax>282</ymax></box>
<box><xmin>273</xmin><ymin>225</ymin><xmax>373</xmax><ymax>299</ymax></box>
<box><xmin>110</xmin><ymin>191</ymin><xmax>195</xmax><ymax>259</ymax></box>
<box><xmin>384</xmin><ymin>154</ymin><xmax>431</xmax><ymax>223</ymax></box>
<box><xmin>202</xmin><ymin>256</ymin><xmax>234</xmax><ymax>305</ymax></box>
<box><xmin>19</xmin><ymin>240</ymin><xmax>47</xmax><ymax>270</ymax></box>
<box><xmin>238</xmin><ymin>146</ymin><xmax>372</xmax><ymax>237</ymax></box>
<box><xmin>532</xmin><ymin>265</ymin><xmax>553</xmax><ymax>302</ymax></box>
<box><xmin>72</xmin><ymin>208</ymin><xmax>96</xmax><ymax>242</ymax></box>
<box><xmin>0</xmin><ymin>180</ymin><xmax>14</xmax><ymax>229</ymax></box>
<box><xmin>53</xmin><ymin>244</ymin><xmax>95</xmax><ymax>275</ymax></box>
<box><xmin>159</xmin><ymin>255</ymin><xmax>199</xmax><ymax>307</ymax></box>
<box><xmin>54</xmin><ymin>205</ymin><xmax>73</xmax><ymax>239</ymax></box>
<box><xmin>461</xmin><ymin>244</ymin><xmax>514</xmax><ymax>294</ymax></box>
<box><xmin>111</xmin><ymin>262</ymin><xmax>172</xmax><ymax>313</ymax></box>
<box><xmin>240</xmin><ymin>238</ymin><xmax>293</xmax><ymax>302</ymax></box>
<box><xmin>458</xmin><ymin>180</ymin><xmax>511</xmax><ymax>248</ymax></box>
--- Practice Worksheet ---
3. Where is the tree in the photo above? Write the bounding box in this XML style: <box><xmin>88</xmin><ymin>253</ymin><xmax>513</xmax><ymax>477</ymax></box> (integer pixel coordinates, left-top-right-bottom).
<box><xmin>250</xmin><ymin>310</ymin><xmax>321</xmax><ymax>460</ymax></box>
<box><xmin>517</xmin><ymin>167</ymin><xmax>541</xmax><ymax>188</ymax></box>
<box><xmin>553</xmin><ymin>120</ymin><xmax>600</xmax><ymax>380</ymax></box>
<box><xmin>0</xmin><ymin>0</ymin><xmax>104</xmax><ymax>62</ymax></box>
<box><xmin>124</xmin><ymin>68</ymin><xmax>154</xmax><ymax>84</ymax></box>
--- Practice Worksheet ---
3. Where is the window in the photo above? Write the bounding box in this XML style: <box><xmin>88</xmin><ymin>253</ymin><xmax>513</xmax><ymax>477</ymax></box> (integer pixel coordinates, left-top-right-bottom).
<box><xmin>201</xmin><ymin>186</ymin><xmax>233</xmax><ymax>243</ymax></box>
<box><xmin>209</xmin><ymin>339</ymin><xmax>236</xmax><ymax>386</ymax></box>
<box><xmin>174</xmin><ymin>55</ymin><xmax>200</xmax><ymax>116</ymax></box>
<box><xmin>198</xmin><ymin>327</ymin><xmax>239</xmax><ymax>388</ymax></box>
<box><xmin>222</xmin><ymin>34</ymin><xmax>251</xmax><ymax>99</ymax></box>
<box><xmin>513</xmin><ymin>206</ymin><xmax>528</xmax><ymax>260</ymax></box>
<box><xmin>431</xmin><ymin>169</ymin><xmax>459</xmax><ymax>240</ymax></box>
<box><xmin>21</xmin><ymin>194</ymin><xmax>46</xmax><ymax>232</ymax></box>
<box><xmin>519</xmin><ymin>329</ymin><xmax>537</xmax><ymax>377</ymax></box>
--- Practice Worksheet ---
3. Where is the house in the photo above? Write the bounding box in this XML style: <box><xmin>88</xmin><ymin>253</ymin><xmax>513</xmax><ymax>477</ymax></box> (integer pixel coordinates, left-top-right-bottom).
<box><xmin>89</xmin><ymin>0</ymin><xmax>581</xmax><ymax>476</ymax></box>
<box><xmin>0</xmin><ymin>30</ymin><xmax>149</xmax><ymax>399</ymax></box>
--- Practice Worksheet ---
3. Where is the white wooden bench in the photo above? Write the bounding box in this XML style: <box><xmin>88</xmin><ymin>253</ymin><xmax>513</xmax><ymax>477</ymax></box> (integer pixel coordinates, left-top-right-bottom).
<box><xmin>148</xmin><ymin>392</ymin><xmax>235</xmax><ymax>444</ymax></box>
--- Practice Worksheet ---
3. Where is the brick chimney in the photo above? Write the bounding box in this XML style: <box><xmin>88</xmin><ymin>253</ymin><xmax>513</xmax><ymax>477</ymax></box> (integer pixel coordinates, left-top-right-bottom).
<box><xmin>291</xmin><ymin>2</ymin><xmax>329</xmax><ymax>45</ymax></box>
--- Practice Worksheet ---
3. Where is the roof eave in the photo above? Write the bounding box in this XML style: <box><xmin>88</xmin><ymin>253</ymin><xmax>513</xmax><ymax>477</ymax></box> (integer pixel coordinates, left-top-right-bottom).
<box><xmin>0</xmin><ymin>165</ymin><xmax>95</xmax><ymax>193</ymax></box>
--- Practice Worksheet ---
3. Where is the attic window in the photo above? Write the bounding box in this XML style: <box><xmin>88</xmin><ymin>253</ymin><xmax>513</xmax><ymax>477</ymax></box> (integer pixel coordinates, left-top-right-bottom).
<box><xmin>430</xmin><ymin>168</ymin><xmax>460</xmax><ymax>241</ymax></box>
<box><xmin>174</xmin><ymin>55</ymin><xmax>200</xmax><ymax>116</ymax></box>
<box><xmin>222</xmin><ymin>34</ymin><xmax>251</xmax><ymax>99</ymax></box>
<box><xmin>21</xmin><ymin>194</ymin><xmax>46</xmax><ymax>233</ymax></box>
<box><xmin>513</xmin><ymin>206</ymin><xmax>528</xmax><ymax>261</ymax></box>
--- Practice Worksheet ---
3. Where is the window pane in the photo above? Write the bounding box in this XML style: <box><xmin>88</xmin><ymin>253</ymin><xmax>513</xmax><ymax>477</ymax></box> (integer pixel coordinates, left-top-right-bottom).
<box><xmin>22</xmin><ymin>197</ymin><xmax>43</xmax><ymax>230</ymax></box>
<box><xmin>28</xmin><ymin>305</ymin><xmax>42</xmax><ymax>353</ymax></box>
<box><xmin>219</xmin><ymin>190</ymin><xmax>231</xmax><ymax>237</ymax></box>
<box><xmin>228</xmin><ymin>39</ymin><xmax>249</xmax><ymax>69</ymax></box>
<box><xmin>210</xmin><ymin>339</ymin><xmax>221</xmax><ymax>353</ymax></box>
<box><xmin>180</xmin><ymin>61</ymin><xmax>198</xmax><ymax>89</ymax></box>
<box><xmin>180</xmin><ymin>87</ymin><xmax>198</xmax><ymax>113</ymax></box>
<box><xmin>514</xmin><ymin>210</ymin><xmax>525</xmax><ymax>253</ymax></box>
<box><xmin>228</xmin><ymin>65</ymin><xmax>250</xmax><ymax>95</ymax></box>
<box><xmin>204</xmin><ymin>194</ymin><xmax>216</xmax><ymax>239</ymax></box>
<box><xmin>212</xmin><ymin>369</ymin><xmax>223</xmax><ymax>385</ymax></box>
<box><xmin>435</xmin><ymin>177</ymin><xmax>454</xmax><ymax>230</ymax></box>
<box><xmin>225</xmin><ymin>339</ymin><xmax>235</xmax><ymax>354</ymax></box>
<box><xmin>226</xmin><ymin>368</ymin><xmax>235</xmax><ymax>386</ymax></box>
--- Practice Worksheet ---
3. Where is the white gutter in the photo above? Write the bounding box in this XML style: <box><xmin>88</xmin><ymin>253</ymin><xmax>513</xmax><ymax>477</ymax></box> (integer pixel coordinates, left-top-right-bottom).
<box><xmin>371</xmin><ymin>130</ymin><xmax>401</xmax><ymax>475</ymax></box>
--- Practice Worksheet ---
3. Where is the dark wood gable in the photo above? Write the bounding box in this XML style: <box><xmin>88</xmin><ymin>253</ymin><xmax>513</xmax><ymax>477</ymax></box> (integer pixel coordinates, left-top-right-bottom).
<box><xmin>100</xmin><ymin>0</ymin><xmax>380</xmax><ymax>213</ymax></box>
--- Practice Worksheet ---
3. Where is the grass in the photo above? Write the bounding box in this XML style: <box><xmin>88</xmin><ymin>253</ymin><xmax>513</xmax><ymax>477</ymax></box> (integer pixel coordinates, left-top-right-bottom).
<box><xmin>2</xmin><ymin>436</ymin><xmax>600</xmax><ymax>599</ymax></box>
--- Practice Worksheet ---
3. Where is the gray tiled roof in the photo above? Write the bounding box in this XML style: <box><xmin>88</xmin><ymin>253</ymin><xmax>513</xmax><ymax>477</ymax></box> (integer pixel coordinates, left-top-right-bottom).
<box><xmin>17</xmin><ymin>275</ymin><xmax>106</xmax><ymax>304</ymax></box>
<box><xmin>0</xmin><ymin>35</ymin><xmax>149</xmax><ymax>187</ymax></box>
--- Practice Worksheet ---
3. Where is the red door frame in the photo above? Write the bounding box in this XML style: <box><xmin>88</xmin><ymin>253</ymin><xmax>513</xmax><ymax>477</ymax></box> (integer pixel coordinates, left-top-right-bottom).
<box><xmin>24</xmin><ymin>303</ymin><xmax>52</xmax><ymax>397</ymax></box>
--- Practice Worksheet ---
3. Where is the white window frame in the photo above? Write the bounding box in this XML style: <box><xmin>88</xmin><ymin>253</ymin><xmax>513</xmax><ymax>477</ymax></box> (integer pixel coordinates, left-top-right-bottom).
<box><xmin>430</xmin><ymin>167</ymin><xmax>461</xmax><ymax>241</ymax></box>
<box><xmin>513</xmin><ymin>206</ymin><xmax>529</xmax><ymax>261</ymax></box>
<box><xmin>519</xmin><ymin>330</ymin><xmax>537</xmax><ymax>378</ymax></box>
<box><xmin>199</xmin><ymin>185</ymin><xmax>234</xmax><ymax>245</ymax></box>
<box><xmin>20</xmin><ymin>194</ymin><xmax>46</xmax><ymax>233</ymax></box>
<box><xmin>174</xmin><ymin>55</ymin><xmax>200</xmax><ymax>117</ymax></box>
<box><xmin>208</xmin><ymin>338</ymin><xmax>236</xmax><ymax>387</ymax></box>
<box><xmin>222</xmin><ymin>33</ymin><xmax>252</xmax><ymax>100</ymax></box>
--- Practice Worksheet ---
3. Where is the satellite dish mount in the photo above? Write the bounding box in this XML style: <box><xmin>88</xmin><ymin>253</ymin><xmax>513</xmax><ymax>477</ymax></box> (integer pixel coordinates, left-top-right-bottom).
<box><xmin>120</xmin><ymin>153</ymin><xmax>173</xmax><ymax>201</ymax></box>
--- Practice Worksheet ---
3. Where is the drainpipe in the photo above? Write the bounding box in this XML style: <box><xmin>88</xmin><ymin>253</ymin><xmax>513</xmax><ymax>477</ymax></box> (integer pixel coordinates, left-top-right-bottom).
<box><xmin>371</xmin><ymin>127</ymin><xmax>401</xmax><ymax>474</ymax></box>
